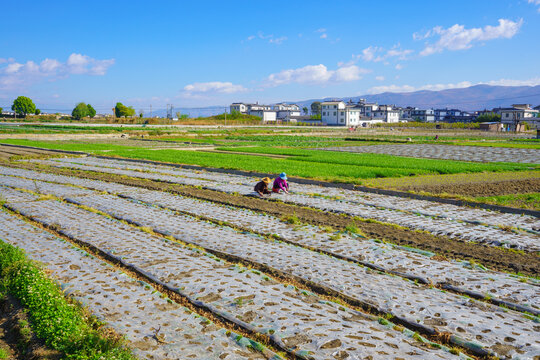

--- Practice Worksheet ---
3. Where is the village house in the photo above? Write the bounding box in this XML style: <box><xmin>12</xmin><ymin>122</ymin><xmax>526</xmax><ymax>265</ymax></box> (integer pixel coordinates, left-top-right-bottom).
<box><xmin>321</xmin><ymin>100</ymin><xmax>399</xmax><ymax>126</ymax></box>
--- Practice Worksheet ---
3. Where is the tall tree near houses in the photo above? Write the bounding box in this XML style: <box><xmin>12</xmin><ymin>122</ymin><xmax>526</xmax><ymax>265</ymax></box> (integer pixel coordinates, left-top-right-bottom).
<box><xmin>11</xmin><ymin>96</ymin><xmax>36</xmax><ymax>116</ymax></box>
<box><xmin>87</xmin><ymin>104</ymin><xmax>96</xmax><ymax>118</ymax></box>
<box><xmin>72</xmin><ymin>102</ymin><xmax>89</xmax><ymax>120</ymax></box>
<box><xmin>310</xmin><ymin>101</ymin><xmax>321</xmax><ymax>115</ymax></box>
<box><xmin>302</xmin><ymin>107</ymin><xmax>308</xmax><ymax>115</ymax></box>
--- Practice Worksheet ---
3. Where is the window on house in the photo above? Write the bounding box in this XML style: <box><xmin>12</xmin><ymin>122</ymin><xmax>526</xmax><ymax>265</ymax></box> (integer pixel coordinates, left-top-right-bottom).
<box><xmin>340</xmin><ymin>112</ymin><xmax>344</xmax><ymax>115</ymax></box>
<box><xmin>333</xmin><ymin>112</ymin><xmax>336</xmax><ymax>116</ymax></box>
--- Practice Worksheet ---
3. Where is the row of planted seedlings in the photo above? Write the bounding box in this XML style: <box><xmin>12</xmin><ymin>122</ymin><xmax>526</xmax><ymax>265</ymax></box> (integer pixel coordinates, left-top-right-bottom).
<box><xmin>1</xmin><ymin>165</ymin><xmax>538</xmax><ymax>314</ymax></box>
<box><xmin>0</xmin><ymin>197</ymin><xmax>284</xmax><ymax>360</ymax></box>
<box><xmin>3</xmin><ymin>164</ymin><xmax>539</xmax><ymax>315</ymax></box>
<box><xmin>31</xmin><ymin>157</ymin><xmax>540</xmax><ymax>251</ymax></box>
<box><xmin>2</xmin><ymin>165</ymin><xmax>538</xmax><ymax>314</ymax></box>
<box><xmin>38</xmin><ymin>155</ymin><xmax>540</xmax><ymax>234</ymax></box>
<box><xmin>0</xmin><ymin>186</ymin><xmax>471</xmax><ymax>360</ymax></box>
<box><xmin>0</xmin><ymin>170</ymin><xmax>538</xmax><ymax>359</ymax></box>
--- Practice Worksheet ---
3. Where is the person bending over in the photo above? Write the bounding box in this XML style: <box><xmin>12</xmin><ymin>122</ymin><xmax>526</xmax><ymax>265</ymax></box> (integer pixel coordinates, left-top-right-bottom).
<box><xmin>254</xmin><ymin>177</ymin><xmax>272</xmax><ymax>197</ymax></box>
<box><xmin>272</xmin><ymin>172</ymin><xmax>289</xmax><ymax>194</ymax></box>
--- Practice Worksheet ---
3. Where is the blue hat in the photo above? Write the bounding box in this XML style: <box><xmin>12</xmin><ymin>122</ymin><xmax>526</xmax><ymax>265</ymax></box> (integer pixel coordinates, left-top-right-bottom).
<box><xmin>279</xmin><ymin>172</ymin><xmax>287</xmax><ymax>180</ymax></box>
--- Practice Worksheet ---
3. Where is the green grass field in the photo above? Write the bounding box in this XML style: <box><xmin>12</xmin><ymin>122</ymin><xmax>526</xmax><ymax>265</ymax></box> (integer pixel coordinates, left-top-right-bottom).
<box><xmin>2</xmin><ymin>139</ymin><xmax>535</xmax><ymax>184</ymax></box>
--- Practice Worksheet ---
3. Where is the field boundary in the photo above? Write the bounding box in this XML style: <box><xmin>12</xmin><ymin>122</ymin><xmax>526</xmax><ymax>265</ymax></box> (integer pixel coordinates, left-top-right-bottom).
<box><xmin>93</xmin><ymin>155</ymin><xmax>540</xmax><ymax>218</ymax></box>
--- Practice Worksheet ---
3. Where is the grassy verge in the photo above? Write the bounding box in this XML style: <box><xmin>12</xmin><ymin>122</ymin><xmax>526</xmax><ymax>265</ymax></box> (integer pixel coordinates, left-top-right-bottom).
<box><xmin>475</xmin><ymin>193</ymin><xmax>540</xmax><ymax>210</ymax></box>
<box><xmin>0</xmin><ymin>240</ymin><xmax>135</xmax><ymax>359</ymax></box>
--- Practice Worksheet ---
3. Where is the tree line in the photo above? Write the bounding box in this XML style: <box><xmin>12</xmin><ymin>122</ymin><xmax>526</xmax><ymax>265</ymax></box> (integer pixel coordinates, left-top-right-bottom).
<box><xmin>3</xmin><ymin>96</ymin><xmax>139</xmax><ymax>120</ymax></box>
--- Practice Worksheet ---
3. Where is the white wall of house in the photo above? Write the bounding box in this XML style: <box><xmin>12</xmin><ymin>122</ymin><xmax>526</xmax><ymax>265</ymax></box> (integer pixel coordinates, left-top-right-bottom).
<box><xmin>500</xmin><ymin>109</ymin><xmax>539</xmax><ymax>121</ymax></box>
<box><xmin>273</xmin><ymin>103</ymin><xmax>300</xmax><ymax>112</ymax></box>
<box><xmin>230</xmin><ymin>103</ymin><xmax>247</xmax><ymax>113</ymax></box>
<box><xmin>250</xmin><ymin>110</ymin><xmax>276</xmax><ymax>122</ymax></box>
<box><xmin>321</xmin><ymin>101</ymin><xmax>345</xmax><ymax>125</ymax></box>
<box><xmin>276</xmin><ymin>110</ymin><xmax>301</xmax><ymax>119</ymax></box>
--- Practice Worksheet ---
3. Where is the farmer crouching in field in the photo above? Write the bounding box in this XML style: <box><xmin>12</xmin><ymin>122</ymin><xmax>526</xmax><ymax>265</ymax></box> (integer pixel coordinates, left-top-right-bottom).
<box><xmin>254</xmin><ymin>177</ymin><xmax>272</xmax><ymax>197</ymax></box>
<box><xmin>272</xmin><ymin>172</ymin><xmax>289</xmax><ymax>194</ymax></box>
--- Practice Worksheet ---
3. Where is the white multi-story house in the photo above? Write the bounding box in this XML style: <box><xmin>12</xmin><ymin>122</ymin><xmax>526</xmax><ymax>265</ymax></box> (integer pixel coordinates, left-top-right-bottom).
<box><xmin>410</xmin><ymin>109</ymin><xmax>435</xmax><ymax>122</ymax></box>
<box><xmin>230</xmin><ymin>103</ymin><xmax>248</xmax><ymax>114</ymax></box>
<box><xmin>500</xmin><ymin>104</ymin><xmax>539</xmax><ymax>124</ymax></box>
<box><xmin>372</xmin><ymin>109</ymin><xmax>400</xmax><ymax>123</ymax></box>
<box><xmin>273</xmin><ymin>103</ymin><xmax>301</xmax><ymax>120</ymax></box>
<box><xmin>322</xmin><ymin>100</ymin><xmax>398</xmax><ymax>126</ymax></box>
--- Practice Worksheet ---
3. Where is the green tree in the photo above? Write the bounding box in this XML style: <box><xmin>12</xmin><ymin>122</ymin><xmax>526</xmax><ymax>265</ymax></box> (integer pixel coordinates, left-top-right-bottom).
<box><xmin>11</xmin><ymin>96</ymin><xmax>36</xmax><ymax>116</ymax></box>
<box><xmin>115</xmin><ymin>102</ymin><xmax>135</xmax><ymax>117</ymax></box>
<box><xmin>0</xmin><ymin>107</ymin><xmax>3</xmax><ymax>114</ymax></box>
<box><xmin>34</xmin><ymin>109</ymin><xmax>41</xmax><ymax>115</ymax></box>
<box><xmin>476</xmin><ymin>113</ymin><xmax>501</xmax><ymax>123</ymax></box>
<box><xmin>86</xmin><ymin>104</ymin><xmax>96</xmax><ymax>118</ymax></box>
<box><xmin>302</xmin><ymin>106</ymin><xmax>308</xmax><ymax>115</ymax></box>
<box><xmin>310</xmin><ymin>101</ymin><xmax>321</xmax><ymax>115</ymax></box>
<box><xmin>72</xmin><ymin>102</ymin><xmax>89</xmax><ymax>120</ymax></box>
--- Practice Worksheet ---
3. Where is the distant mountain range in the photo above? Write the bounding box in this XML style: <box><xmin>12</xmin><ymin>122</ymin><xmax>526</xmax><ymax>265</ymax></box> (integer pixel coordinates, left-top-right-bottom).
<box><xmin>294</xmin><ymin>85</ymin><xmax>540</xmax><ymax>112</ymax></box>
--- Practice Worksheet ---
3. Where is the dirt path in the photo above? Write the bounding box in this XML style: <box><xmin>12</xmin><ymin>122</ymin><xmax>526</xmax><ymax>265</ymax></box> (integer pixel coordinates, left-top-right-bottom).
<box><xmin>8</xmin><ymin>161</ymin><xmax>539</xmax><ymax>277</ymax></box>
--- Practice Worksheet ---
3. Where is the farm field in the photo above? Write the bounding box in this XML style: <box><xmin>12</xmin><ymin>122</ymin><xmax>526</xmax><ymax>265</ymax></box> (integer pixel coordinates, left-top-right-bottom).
<box><xmin>0</xmin><ymin>127</ymin><xmax>538</xmax><ymax>359</ymax></box>
<box><xmin>0</xmin><ymin>141</ymin><xmax>539</xmax><ymax>359</ymax></box>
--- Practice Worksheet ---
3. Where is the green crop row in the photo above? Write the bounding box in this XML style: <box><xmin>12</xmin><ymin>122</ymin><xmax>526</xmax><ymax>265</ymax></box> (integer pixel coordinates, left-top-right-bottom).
<box><xmin>0</xmin><ymin>240</ymin><xmax>135</xmax><ymax>359</ymax></box>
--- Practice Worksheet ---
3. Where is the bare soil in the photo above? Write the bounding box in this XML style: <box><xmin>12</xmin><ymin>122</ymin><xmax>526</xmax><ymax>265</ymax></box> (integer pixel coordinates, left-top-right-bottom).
<box><xmin>0</xmin><ymin>295</ymin><xmax>61</xmax><ymax>360</ymax></box>
<box><xmin>8</xmin><ymin>162</ymin><xmax>539</xmax><ymax>277</ymax></box>
<box><xmin>0</xmin><ymin>145</ymin><xmax>63</xmax><ymax>160</ymax></box>
<box><xmin>401</xmin><ymin>179</ymin><xmax>540</xmax><ymax>197</ymax></box>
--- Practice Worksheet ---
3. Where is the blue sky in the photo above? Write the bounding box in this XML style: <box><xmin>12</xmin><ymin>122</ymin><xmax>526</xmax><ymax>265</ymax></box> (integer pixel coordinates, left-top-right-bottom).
<box><xmin>1</xmin><ymin>0</ymin><xmax>539</xmax><ymax>113</ymax></box>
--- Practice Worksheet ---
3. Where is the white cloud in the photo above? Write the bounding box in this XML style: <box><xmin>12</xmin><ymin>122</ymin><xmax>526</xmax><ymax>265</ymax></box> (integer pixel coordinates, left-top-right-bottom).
<box><xmin>266</xmin><ymin>64</ymin><xmax>369</xmax><ymax>86</ymax></box>
<box><xmin>395</xmin><ymin>64</ymin><xmax>403</xmax><ymax>70</ymax></box>
<box><xmin>358</xmin><ymin>46</ymin><xmax>382</xmax><ymax>62</ymax></box>
<box><xmin>66</xmin><ymin>53</ymin><xmax>115</xmax><ymax>75</ymax></box>
<box><xmin>183</xmin><ymin>81</ymin><xmax>247</xmax><ymax>96</ymax></box>
<box><xmin>528</xmin><ymin>0</ymin><xmax>540</xmax><ymax>12</ymax></box>
<box><xmin>366</xmin><ymin>77</ymin><xmax>540</xmax><ymax>94</ymax></box>
<box><xmin>386</xmin><ymin>48</ymin><xmax>413</xmax><ymax>59</ymax></box>
<box><xmin>419</xmin><ymin>19</ymin><xmax>523</xmax><ymax>56</ymax></box>
<box><xmin>269</xmin><ymin>36</ymin><xmax>287</xmax><ymax>44</ymax></box>
<box><xmin>246</xmin><ymin>32</ymin><xmax>287</xmax><ymax>44</ymax></box>
<box><xmin>375</xmin><ymin>76</ymin><xmax>385</xmax><ymax>81</ymax></box>
<box><xmin>316</xmin><ymin>28</ymin><xmax>326</xmax><ymax>33</ymax></box>
<box><xmin>0</xmin><ymin>53</ymin><xmax>115</xmax><ymax>93</ymax></box>
<box><xmin>356</xmin><ymin>45</ymin><xmax>413</xmax><ymax>62</ymax></box>
<box><xmin>320</xmin><ymin>33</ymin><xmax>328</xmax><ymax>39</ymax></box>
<box><xmin>5</xmin><ymin>63</ymin><xmax>24</xmax><ymax>74</ymax></box>
<box><xmin>483</xmin><ymin>77</ymin><xmax>540</xmax><ymax>87</ymax></box>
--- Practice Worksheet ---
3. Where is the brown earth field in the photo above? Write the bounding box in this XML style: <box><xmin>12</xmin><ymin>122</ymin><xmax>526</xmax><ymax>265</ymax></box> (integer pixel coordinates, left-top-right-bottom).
<box><xmin>6</xmin><ymin>161</ymin><xmax>539</xmax><ymax>278</ymax></box>
<box><xmin>0</xmin><ymin>145</ymin><xmax>65</xmax><ymax>161</ymax></box>
<box><xmin>402</xmin><ymin>178</ymin><xmax>540</xmax><ymax>197</ymax></box>
<box><xmin>364</xmin><ymin>170</ymin><xmax>540</xmax><ymax>197</ymax></box>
